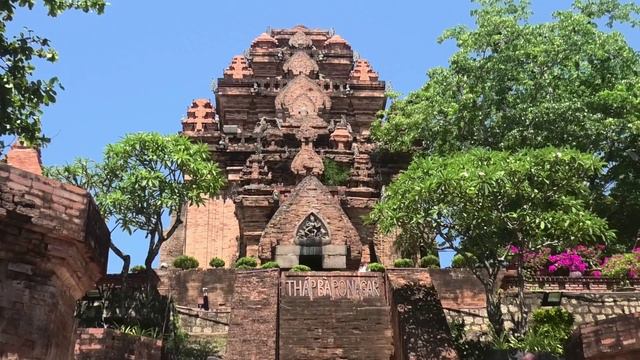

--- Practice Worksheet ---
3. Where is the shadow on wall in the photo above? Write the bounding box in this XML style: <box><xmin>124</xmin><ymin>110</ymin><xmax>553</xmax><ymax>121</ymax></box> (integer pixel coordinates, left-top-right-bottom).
<box><xmin>393</xmin><ymin>283</ymin><xmax>459</xmax><ymax>360</ymax></box>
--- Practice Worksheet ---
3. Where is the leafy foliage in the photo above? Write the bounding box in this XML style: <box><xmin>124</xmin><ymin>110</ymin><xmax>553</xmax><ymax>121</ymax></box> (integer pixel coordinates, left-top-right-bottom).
<box><xmin>290</xmin><ymin>264</ymin><xmax>311</xmax><ymax>272</ymax></box>
<box><xmin>419</xmin><ymin>255</ymin><xmax>440</xmax><ymax>269</ymax></box>
<box><xmin>234</xmin><ymin>256</ymin><xmax>257</xmax><ymax>269</ymax></box>
<box><xmin>602</xmin><ymin>252</ymin><xmax>640</xmax><ymax>279</ymax></box>
<box><xmin>0</xmin><ymin>0</ymin><xmax>107</xmax><ymax>149</ymax></box>
<box><xmin>321</xmin><ymin>158</ymin><xmax>350</xmax><ymax>186</ymax></box>
<box><xmin>367</xmin><ymin>262</ymin><xmax>386</xmax><ymax>272</ymax></box>
<box><xmin>129</xmin><ymin>265</ymin><xmax>146</xmax><ymax>273</ymax></box>
<box><xmin>372</xmin><ymin>0</ymin><xmax>640</xmax><ymax>246</ymax></box>
<box><xmin>508</xmin><ymin>308</ymin><xmax>574</xmax><ymax>356</ymax></box>
<box><xmin>451</xmin><ymin>254</ymin><xmax>478</xmax><ymax>269</ymax></box>
<box><xmin>371</xmin><ymin>148</ymin><xmax>613</xmax><ymax>334</ymax></box>
<box><xmin>393</xmin><ymin>258</ymin><xmax>414</xmax><ymax>268</ymax></box>
<box><xmin>46</xmin><ymin>132</ymin><xmax>224</xmax><ymax>272</ymax></box>
<box><xmin>173</xmin><ymin>255</ymin><xmax>199</xmax><ymax>270</ymax></box>
<box><xmin>260</xmin><ymin>261</ymin><xmax>280</xmax><ymax>269</ymax></box>
<box><xmin>209</xmin><ymin>257</ymin><xmax>225</xmax><ymax>268</ymax></box>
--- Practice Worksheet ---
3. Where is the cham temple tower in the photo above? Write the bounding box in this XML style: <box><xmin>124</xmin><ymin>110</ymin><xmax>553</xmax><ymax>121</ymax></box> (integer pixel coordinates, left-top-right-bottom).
<box><xmin>161</xmin><ymin>25</ymin><xmax>404</xmax><ymax>271</ymax></box>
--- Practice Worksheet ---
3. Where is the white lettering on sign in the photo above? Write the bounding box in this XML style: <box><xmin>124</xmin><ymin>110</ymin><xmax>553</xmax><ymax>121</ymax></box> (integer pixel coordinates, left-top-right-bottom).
<box><xmin>284</xmin><ymin>277</ymin><xmax>382</xmax><ymax>299</ymax></box>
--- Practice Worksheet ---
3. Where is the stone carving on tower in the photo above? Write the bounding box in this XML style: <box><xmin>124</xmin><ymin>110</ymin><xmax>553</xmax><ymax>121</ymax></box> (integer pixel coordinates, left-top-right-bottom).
<box><xmin>162</xmin><ymin>25</ymin><xmax>408</xmax><ymax>270</ymax></box>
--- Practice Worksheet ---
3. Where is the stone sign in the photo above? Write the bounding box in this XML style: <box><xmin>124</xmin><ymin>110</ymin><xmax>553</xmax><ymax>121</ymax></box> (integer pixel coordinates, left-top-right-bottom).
<box><xmin>283</xmin><ymin>275</ymin><xmax>383</xmax><ymax>300</ymax></box>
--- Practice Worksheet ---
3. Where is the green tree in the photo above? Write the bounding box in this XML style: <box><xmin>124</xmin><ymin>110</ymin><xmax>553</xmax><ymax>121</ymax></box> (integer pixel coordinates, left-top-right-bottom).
<box><xmin>45</xmin><ymin>132</ymin><xmax>225</xmax><ymax>273</ymax></box>
<box><xmin>1</xmin><ymin>0</ymin><xmax>107</xmax><ymax>150</ymax></box>
<box><xmin>370</xmin><ymin>148</ymin><xmax>613</xmax><ymax>334</ymax></box>
<box><xmin>372</xmin><ymin>0</ymin><xmax>640</xmax><ymax>245</ymax></box>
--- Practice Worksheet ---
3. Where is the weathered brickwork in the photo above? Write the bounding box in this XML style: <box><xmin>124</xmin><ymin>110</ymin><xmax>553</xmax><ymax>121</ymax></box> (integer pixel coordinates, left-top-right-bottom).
<box><xmin>157</xmin><ymin>268</ymin><xmax>236</xmax><ymax>309</ymax></box>
<box><xmin>183</xmin><ymin>196</ymin><xmax>239</xmax><ymax>268</ymax></box>
<box><xmin>428</xmin><ymin>269</ymin><xmax>640</xmax><ymax>338</ymax></box>
<box><xmin>566</xmin><ymin>313</ymin><xmax>640</xmax><ymax>360</ymax></box>
<box><xmin>74</xmin><ymin>328</ymin><xmax>162</xmax><ymax>360</ymax></box>
<box><xmin>0</xmin><ymin>162</ymin><xmax>109</xmax><ymax>359</ymax></box>
<box><xmin>387</xmin><ymin>269</ymin><xmax>459</xmax><ymax>360</ymax></box>
<box><xmin>279</xmin><ymin>271</ymin><xmax>394</xmax><ymax>360</ymax></box>
<box><xmin>175</xmin><ymin>306</ymin><xmax>229</xmax><ymax>344</ymax></box>
<box><xmin>225</xmin><ymin>269</ymin><xmax>279</xmax><ymax>360</ymax></box>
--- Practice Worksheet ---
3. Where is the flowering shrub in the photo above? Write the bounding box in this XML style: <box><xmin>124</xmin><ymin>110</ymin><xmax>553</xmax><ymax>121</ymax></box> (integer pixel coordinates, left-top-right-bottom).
<box><xmin>602</xmin><ymin>252</ymin><xmax>640</xmax><ymax>280</ymax></box>
<box><xmin>522</xmin><ymin>247</ymin><xmax>551</xmax><ymax>277</ymax></box>
<box><xmin>573</xmin><ymin>244</ymin><xmax>606</xmax><ymax>269</ymax></box>
<box><xmin>548</xmin><ymin>250</ymin><xmax>588</xmax><ymax>275</ymax></box>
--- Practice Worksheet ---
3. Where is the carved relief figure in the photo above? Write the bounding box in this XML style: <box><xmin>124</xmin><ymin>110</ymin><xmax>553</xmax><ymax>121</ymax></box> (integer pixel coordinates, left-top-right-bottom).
<box><xmin>295</xmin><ymin>213</ymin><xmax>330</xmax><ymax>246</ymax></box>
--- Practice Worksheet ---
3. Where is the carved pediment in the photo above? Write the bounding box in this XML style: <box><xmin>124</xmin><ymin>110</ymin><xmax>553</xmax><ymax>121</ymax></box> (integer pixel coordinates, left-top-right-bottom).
<box><xmin>275</xmin><ymin>75</ymin><xmax>331</xmax><ymax>113</ymax></box>
<box><xmin>283</xmin><ymin>51</ymin><xmax>319</xmax><ymax>76</ymax></box>
<box><xmin>289</xmin><ymin>30</ymin><xmax>312</xmax><ymax>48</ymax></box>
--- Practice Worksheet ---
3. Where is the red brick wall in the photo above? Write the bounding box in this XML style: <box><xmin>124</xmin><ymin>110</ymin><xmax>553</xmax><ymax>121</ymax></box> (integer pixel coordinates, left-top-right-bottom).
<box><xmin>183</xmin><ymin>196</ymin><xmax>240</xmax><ymax>268</ymax></box>
<box><xmin>279</xmin><ymin>271</ymin><xmax>394</xmax><ymax>360</ymax></box>
<box><xmin>74</xmin><ymin>328</ymin><xmax>162</xmax><ymax>360</ymax></box>
<box><xmin>567</xmin><ymin>313</ymin><xmax>640</xmax><ymax>360</ymax></box>
<box><xmin>0</xmin><ymin>164</ymin><xmax>109</xmax><ymax>359</ymax></box>
<box><xmin>156</xmin><ymin>268</ymin><xmax>236</xmax><ymax>309</ymax></box>
<box><xmin>387</xmin><ymin>269</ymin><xmax>459</xmax><ymax>360</ymax></box>
<box><xmin>225</xmin><ymin>269</ymin><xmax>280</xmax><ymax>360</ymax></box>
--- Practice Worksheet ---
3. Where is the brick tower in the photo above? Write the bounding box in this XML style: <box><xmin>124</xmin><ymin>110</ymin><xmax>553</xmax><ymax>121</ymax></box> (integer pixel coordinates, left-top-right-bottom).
<box><xmin>161</xmin><ymin>25</ymin><xmax>404</xmax><ymax>270</ymax></box>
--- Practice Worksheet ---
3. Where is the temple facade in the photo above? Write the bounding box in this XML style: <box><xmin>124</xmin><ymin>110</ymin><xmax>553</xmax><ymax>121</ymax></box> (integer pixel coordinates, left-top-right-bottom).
<box><xmin>161</xmin><ymin>25</ymin><xmax>404</xmax><ymax>271</ymax></box>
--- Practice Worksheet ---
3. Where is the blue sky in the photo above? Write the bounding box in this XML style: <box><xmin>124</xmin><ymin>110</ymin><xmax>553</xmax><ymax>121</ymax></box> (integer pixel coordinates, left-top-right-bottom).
<box><xmin>8</xmin><ymin>1</ymin><xmax>638</xmax><ymax>272</ymax></box>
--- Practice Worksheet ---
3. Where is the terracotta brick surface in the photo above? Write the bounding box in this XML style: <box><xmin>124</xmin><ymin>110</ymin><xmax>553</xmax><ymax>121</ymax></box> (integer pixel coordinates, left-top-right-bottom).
<box><xmin>279</xmin><ymin>271</ymin><xmax>394</xmax><ymax>360</ymax></box>
<box><xmin>156</xmin><ymin>268</ymin><xmax>235</xmax><ymax>309</ymax></box>
<box><xmin>5</xmin><ymin>142</ymin><xmax>42</xmax><ymax>176</ymax></box>
<box><xmin>177</xmin><ymin>196</ymin><xmax>239</xmax><ymax>269</ymax></box>
<box><xmin>567</xmin><ymin>312</ymin><xmax>640</xmax><ymax>360</ymax></box>
<box><xmin>74</xmin><ymin>328</ymin><xmax>162</xmax><ymax>360</ymax></box>
<box><xmin>387</xmin><ymin>269</ymin><xmax>459</xmax><ymax>360</ymax></box>
<box><xmin>225</xmin><ymin>269</ymin><xmax>280</xmax><ymax>360</ymax></box>
<box><xmin>0</xmin><ymin>164</ymin><xmax>110</xmax><ymax>360</ymax></box>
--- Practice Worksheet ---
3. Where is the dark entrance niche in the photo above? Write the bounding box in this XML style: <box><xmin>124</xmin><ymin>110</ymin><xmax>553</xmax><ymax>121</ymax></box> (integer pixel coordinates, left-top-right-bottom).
<box><xmin>299</xmin><ymin>254</ymin><xmax>323</xmax><ymax>270</ymax></box>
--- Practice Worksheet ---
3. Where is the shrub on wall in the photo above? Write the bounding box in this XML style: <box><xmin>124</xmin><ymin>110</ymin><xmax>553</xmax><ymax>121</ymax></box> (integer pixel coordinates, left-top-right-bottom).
<box><xmin>367</xmin><ymin>262</ymin><xmax>386</xmax><ymax>272</ymax></box>
<box><xmin>419</xmin><ymin>255</ymin><xmax>440</xmax><ymax>269</ymax></box>
<box><xmin>209</xmin><ymin>257</ymin><xmax>225</xmax><ymax>268</ymax></box>
<box><xmin>602</xmin><ymin>252</ymin><xmax>640</xmax><ymax>279</ymax></box>
<box><xmin>129</xmin><ymin>265</ymin><xmax>146</xmax><ymax>273</ymax></box>
<box><xmin>393</xmin><ymin>258</ymin><xmax>414</xmax><ymax>268</ymax></box>
<box><xmin>451</xmin><ymin>253</ymin><xmax>478</xmax><ymax>269</ymax></box>
<box><xmin>234</xmin><ymin>256</ymin><xmax>257</xmax><ymax>269</ymax></box>
<box><xmin>173</xmin><ymin>255</ymin><xmax>199</xmax><ymax>270</ymax></box>
<box><xmin>260</xmin><ymin>261</ymin><xmax>280</xmax><ymax>269</ymax></box>
<box><xmin>290</xmin><ymin>264</ymin><xmax>311</xmax><ymax>272</ymax></box>
<box><xmin>321</xmin><ymin>158</ymin><xmax>350</xmax><ymax>186</ymax></box>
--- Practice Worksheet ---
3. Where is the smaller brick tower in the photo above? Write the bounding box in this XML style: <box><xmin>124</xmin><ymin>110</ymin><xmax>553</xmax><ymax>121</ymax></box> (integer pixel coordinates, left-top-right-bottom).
<box><xmin>0</xmin><ymin>145</ymin><xmax>110</xmax><ymax>359</ymax></box>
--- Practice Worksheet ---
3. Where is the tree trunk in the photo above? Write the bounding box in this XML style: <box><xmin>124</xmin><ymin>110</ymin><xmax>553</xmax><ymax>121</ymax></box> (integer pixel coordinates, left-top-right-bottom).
<box><xmin>109</xmin><ymin>241</ymin><xmax>131</xmax><ymax>274</ymax></box>
<box><xmin>486</xmin><ymin>288</ymin><xmax>505</xmax><ymax>336</ymax></box>
<box><xmin>515</xmin><ymin>252</ymin><xmax>528</xmax><ymax>334</ymax></box>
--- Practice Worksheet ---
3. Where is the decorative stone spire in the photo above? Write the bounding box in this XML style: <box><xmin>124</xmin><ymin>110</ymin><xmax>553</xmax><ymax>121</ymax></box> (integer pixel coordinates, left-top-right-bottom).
<box><xmin>282</xmin><ymin>51</ymin><xmax>319</xmax><ymax>76</ymax></box>
<box><xmin>349</xmin><ymin>59</ymin><xmax>379</xmax><ymax>82</ymax></box>
<box><xmin>349</xmin><ymin>154</ymin><xmax>376</xmax><ymax>189</ymax></box>
<box><xmin>182</xmin><ymin>99</ymin><xmax>216</xmax><ymax>134</ymax></box>
<box><xmin>251</xmin><ymin>32</ymin><xmax>278</xmax><ymax>49</ymax></box>
<box><xmin>324</xmin><ymin>34</ymin><xmax>350</xmax><ymax>50</ymax></box>
<box><xmin>224</xmin><ymin>55</ymin><xmax>254</xmax><ymax>79</ymax></box>
<box><xmin>289</xmin><ymin>30</ymin><xmax>312</xmax><ymax>49</ymax></box>
<box><xmin>241</xmin><ymin>154</ymin><xmax>271</xmax><ymax>185</ymax></box>
<box><xmin>330</xmin><ymin>117</ymin><xmax>353</xmax><ymax>150</ymax></box>
<box><xmin>6</xmin><ymin>140</ymin><xmax>42</xmax><ymax>175</ymax></box>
